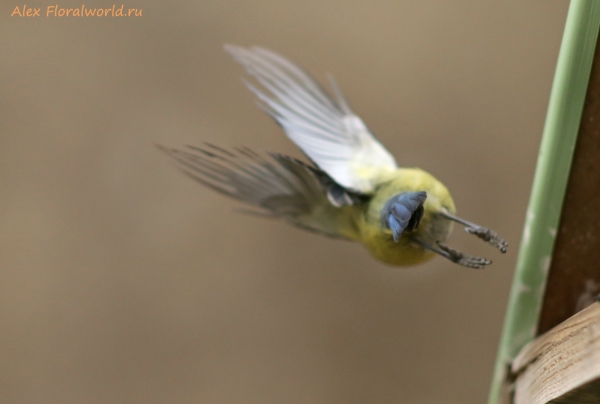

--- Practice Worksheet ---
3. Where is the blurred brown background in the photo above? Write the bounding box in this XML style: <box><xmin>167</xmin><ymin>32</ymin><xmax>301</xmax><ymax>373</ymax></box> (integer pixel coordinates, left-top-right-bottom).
<box><xmin>0</xmin><ymin>1</ymin><xmax>568</xmax><ymax>403</ymax></box>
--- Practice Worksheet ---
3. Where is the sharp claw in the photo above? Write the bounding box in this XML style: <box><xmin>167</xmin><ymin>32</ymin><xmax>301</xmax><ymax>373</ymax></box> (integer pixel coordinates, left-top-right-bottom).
<box><xmin>437</xmin><ymin>242</ymin><xmax>492</xmax><ymax>269</ymax></box>
<box><xmin>465</xmin><ymin>227</ymin><xmax>508</xmax><ymax>253</ymax></box>
<box><xmin>439</xmin><ymin>209</ymin><xmax>508</xmax><ymax>254</ymax></box>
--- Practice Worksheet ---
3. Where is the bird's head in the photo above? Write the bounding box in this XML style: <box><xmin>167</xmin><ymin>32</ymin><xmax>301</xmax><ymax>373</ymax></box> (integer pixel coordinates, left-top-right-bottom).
<box><xmin>380</xmin><ymin>191</ymin><xmax>427</xmax><ymax>242</ymax></box>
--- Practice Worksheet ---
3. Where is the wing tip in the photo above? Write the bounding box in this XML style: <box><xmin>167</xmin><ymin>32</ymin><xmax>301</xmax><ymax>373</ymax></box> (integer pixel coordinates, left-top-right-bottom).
<box><xmin>156</xmin><ymin>143</ymin><xmax>178</xmax><ymax>158</ymax></box>
<box><xmin>223</xmin><ymin>43</ymin><xmax>242</xmax><ymax>55</ymax></box>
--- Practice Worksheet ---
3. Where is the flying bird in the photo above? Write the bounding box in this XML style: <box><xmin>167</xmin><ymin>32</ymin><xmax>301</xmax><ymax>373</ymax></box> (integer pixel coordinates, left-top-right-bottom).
<box><xmin>159</xmin><ymin>45</ymin><xmax>507</xmax><ymax>268</ymax></box>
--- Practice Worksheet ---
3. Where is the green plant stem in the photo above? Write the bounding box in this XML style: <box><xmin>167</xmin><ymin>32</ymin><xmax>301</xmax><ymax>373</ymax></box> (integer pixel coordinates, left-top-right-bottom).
<box><xmin>487</xmin><ymin>1</ymin><xmax>600</xmax><ymax>403</ymax></box>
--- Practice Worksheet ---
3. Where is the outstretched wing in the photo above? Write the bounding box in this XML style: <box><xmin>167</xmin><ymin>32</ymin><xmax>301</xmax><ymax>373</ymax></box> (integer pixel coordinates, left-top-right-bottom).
<box><xmin>225</xmin><ymin>45</ymin><xmax>398</xmax><ymax>194</ymax></box>
<box><xmin>158</xmin><ymin>143</ymin><xmax>361</xmax><ymax>240</ymax></box>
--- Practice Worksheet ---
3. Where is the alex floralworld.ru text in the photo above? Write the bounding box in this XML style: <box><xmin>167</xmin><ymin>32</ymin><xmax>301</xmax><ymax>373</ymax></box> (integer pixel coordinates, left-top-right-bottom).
<box><xmin>11</xmin><ymin>5</ymin><xmax>142</xmax><ymax>17</ymax></box>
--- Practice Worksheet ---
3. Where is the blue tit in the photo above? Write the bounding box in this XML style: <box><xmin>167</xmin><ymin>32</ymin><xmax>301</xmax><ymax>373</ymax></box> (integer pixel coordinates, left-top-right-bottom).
<box><xmin>159</xmin><ymin>45</ymin><xmax>507</xmax><ymax>268</ymax></box>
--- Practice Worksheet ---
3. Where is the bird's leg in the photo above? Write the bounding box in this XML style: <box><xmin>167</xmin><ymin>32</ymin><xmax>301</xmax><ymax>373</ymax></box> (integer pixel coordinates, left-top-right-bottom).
<box><xmin>440</xmin><ymin>208</ymin><xmax>508</xmax><ymax>253</ymax></box>
<box><xmin>414</xmin><ymin>239</ymin><xmax>492</xmax><ymax>269</ymax></box>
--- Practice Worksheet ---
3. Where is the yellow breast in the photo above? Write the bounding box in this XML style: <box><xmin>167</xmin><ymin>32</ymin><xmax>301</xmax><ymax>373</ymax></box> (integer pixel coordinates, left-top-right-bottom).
<box><xmin>358</xmin><ymin>168</ymin><xmax>456</xmax><ymax>266</ymax></box>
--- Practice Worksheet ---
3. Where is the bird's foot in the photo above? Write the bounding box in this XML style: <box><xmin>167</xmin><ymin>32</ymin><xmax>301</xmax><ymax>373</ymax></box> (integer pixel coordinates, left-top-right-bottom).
<box><xmin>437</xmin><ymin>242</ymin><xmax>492</xmax><ymax>269</ymax></box>
<box><xmin>439</xmin><ymin>208</ymin><xmax>508</xmax><ymax>254</ymax></box>
<box><xmin>465</xmin><ymin>227</ymin><xmax>508</xmax><ymax>253</ymax></box>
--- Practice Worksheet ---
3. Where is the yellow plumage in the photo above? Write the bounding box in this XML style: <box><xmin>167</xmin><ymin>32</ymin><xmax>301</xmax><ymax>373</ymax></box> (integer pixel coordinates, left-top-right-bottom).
<box><xmin>358</xmin><ymin>169</ymin><xmax>455</xmax><ymax>265</ymax></box>
<box><xmin>160</xmin><ymin>46</ymin><xmax>506</xmax><ymax>268</ymax></box>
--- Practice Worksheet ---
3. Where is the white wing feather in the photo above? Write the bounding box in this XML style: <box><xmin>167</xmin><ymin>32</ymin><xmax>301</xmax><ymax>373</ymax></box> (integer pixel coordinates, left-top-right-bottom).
<box><xmin>225</xmin><ymin>45</ymin><xmax>398</xmax><ymax>194</ymax></box>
